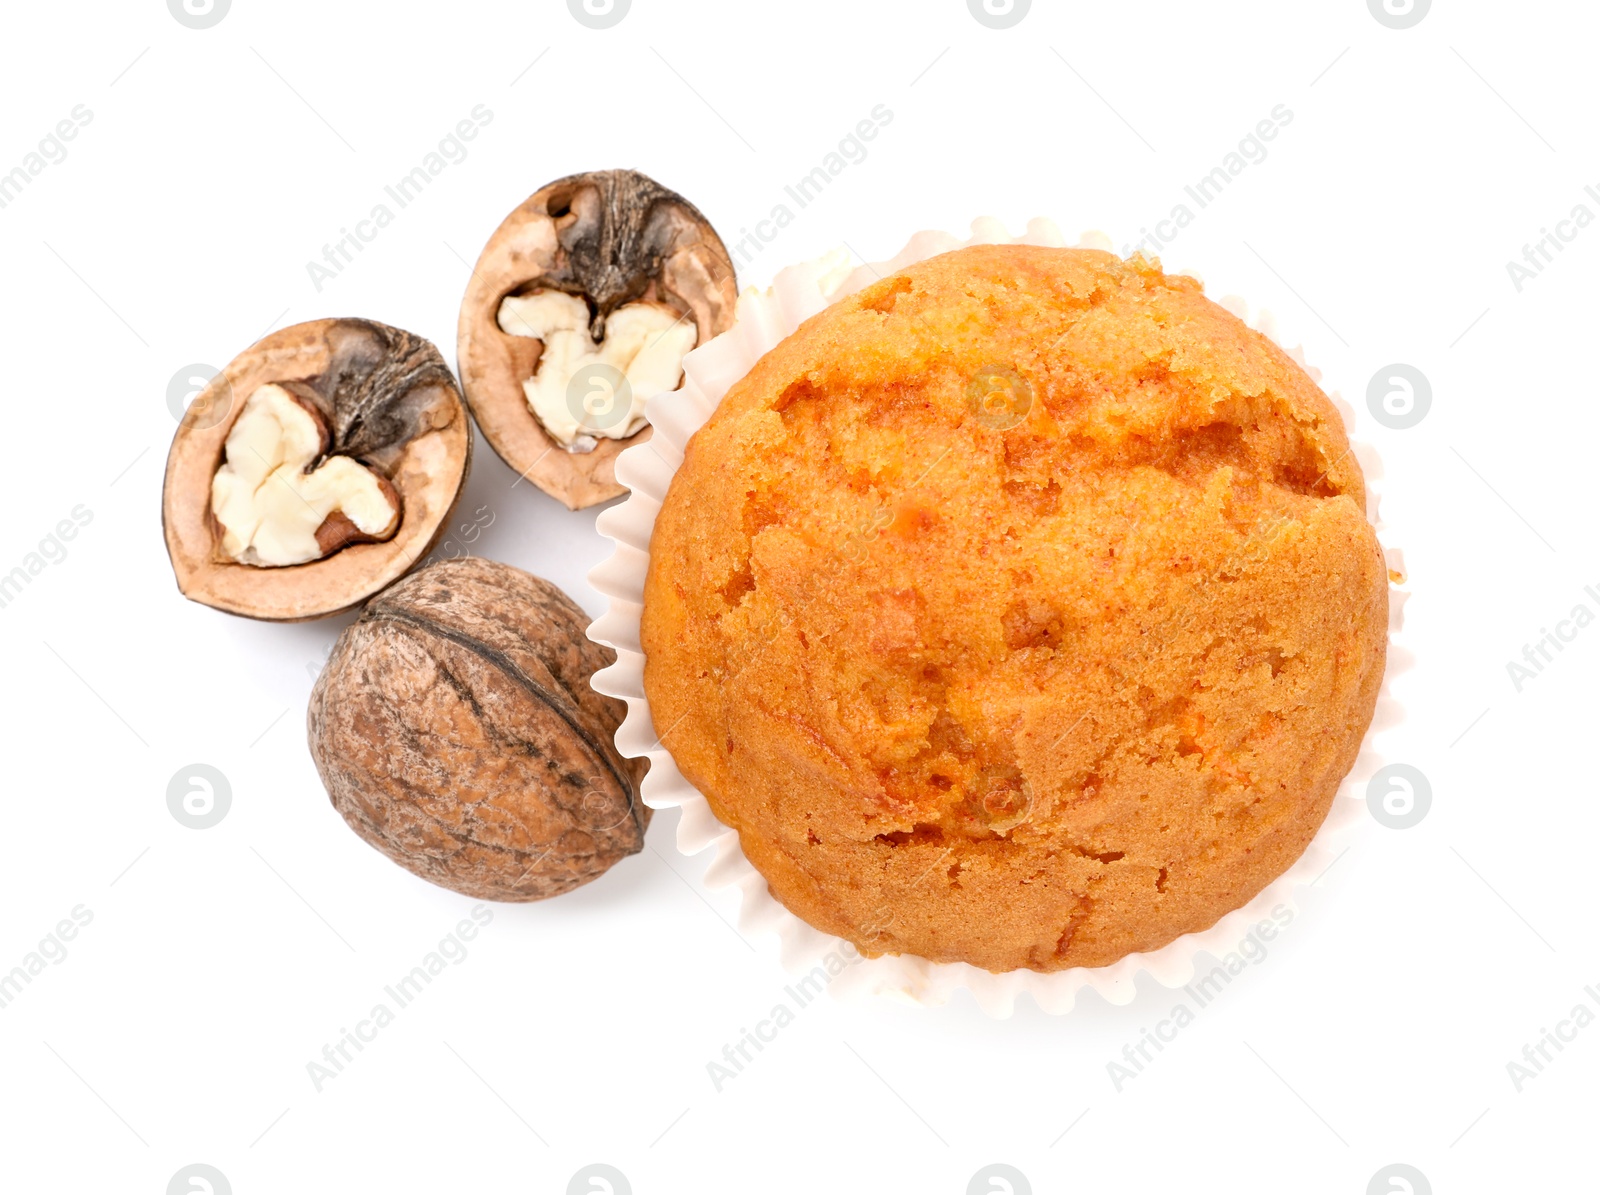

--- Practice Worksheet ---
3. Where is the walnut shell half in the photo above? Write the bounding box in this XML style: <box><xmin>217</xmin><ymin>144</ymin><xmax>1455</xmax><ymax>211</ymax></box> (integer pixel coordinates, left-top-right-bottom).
<box><xmin>307</xmin><ymin>557</ymin><xmax>649</xmax><ymax>901</ymax></box>
<box><xmin>162</xmin><ymin>318</ymin><xmax>472</xmax><ymax>621</ymax></box>
<box><xmin>457</xmin><ymin>169</ymin><xmax>737</xmax><ymax>509</ymax></box>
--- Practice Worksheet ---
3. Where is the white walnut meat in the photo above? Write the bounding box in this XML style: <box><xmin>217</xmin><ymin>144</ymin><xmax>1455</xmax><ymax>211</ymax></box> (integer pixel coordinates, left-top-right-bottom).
<box><xmin>162</xmin><ymin>318</ymin><xmax>472</xmax><ymax>620</ymax></box>
<box><xmin>457</xmin><ymin>169</ymin><xmax>738</xmax><ymax>509</ymax></box>
<box><xmin>496</xmin><ymin>291</ymin><xmax>695</xmax><ymax>452</ymax></box>
<box><xmin>306</xmin><ymin>557</ymin><xmax>649</xmax><ymax>901</ymax></box>
<box><xmin>211</xmin><ymin>384</ymin><xmax>400</xmax><ymax>565</ymax></box>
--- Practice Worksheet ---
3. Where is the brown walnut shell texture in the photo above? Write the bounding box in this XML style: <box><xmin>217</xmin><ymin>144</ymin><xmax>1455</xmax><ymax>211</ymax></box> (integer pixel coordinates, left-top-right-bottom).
<box><xmin>457</xmin><ymin>169</ymin><xmax>738</xmax><ymax>510</ymax></box>
<box><xmin>308</xmin><ymin>557</ymin><xmax>649</xmax><ymax>901</ymax></box>
<box><xmin>162</xmin><ymin>318</ymin><xmax>472</xmax><ymax>621</ymax></box>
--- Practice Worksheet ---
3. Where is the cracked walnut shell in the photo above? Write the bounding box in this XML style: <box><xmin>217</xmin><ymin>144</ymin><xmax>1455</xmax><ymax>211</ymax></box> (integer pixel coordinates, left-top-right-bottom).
<box><xmin>162</xmin><ymin>318</ymin><xmax>471</xmax><ymax>621</ymax></box>
<box><xmin>457</xmin><ymin>169</ymin><xmax>737</xmax><ymax>509</ymax></box>
<box><xmin>308</xmin><ymin>557</ymin><xmax>649</xmax><ymax>901</ymax></box>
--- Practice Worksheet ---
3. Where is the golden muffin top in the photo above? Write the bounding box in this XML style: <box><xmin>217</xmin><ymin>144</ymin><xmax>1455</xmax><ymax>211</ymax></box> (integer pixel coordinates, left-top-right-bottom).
<box><xmin>641</xmin><ymin>243</ymin><xmax>1387</xmax><ymax>972</ymax></box>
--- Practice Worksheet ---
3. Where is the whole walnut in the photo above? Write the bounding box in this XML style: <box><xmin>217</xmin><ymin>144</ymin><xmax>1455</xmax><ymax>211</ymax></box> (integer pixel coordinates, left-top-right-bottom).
<box><xmin>307</xmin><ymin>557</ymin><xmax>648</xmax><ymax>900</ymax></box>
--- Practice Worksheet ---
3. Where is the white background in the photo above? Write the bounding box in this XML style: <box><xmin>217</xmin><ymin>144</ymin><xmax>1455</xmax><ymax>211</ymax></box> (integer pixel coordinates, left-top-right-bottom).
<box><xmin>1</xmin><ymin>1</ymin><xmax>1595</xmax><ymax>1192</ymax></box>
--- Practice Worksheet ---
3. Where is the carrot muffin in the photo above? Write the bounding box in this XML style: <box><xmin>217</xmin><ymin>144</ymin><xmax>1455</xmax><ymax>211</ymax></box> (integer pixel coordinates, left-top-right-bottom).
<box><xmin>640</xmin><ymin>244</ymin><xmax>1387</xmax><ymax>972</ymax></box>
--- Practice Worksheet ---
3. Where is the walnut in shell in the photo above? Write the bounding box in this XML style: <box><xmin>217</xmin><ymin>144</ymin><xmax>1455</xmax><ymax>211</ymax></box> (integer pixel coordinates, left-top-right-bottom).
<box><xmin>307</xmin><ymin>557</ymin><xmax>649</xmax><ymax>901</ymax></box>
<box><xmin>162</xmin><ymin>318</ymin><xmax>471</xmax><ymax>621</ymax></box>
<box><xmin>456</xmin><ymin>169</ymin><xmax>737</xmax><ymax>509</ymax></box>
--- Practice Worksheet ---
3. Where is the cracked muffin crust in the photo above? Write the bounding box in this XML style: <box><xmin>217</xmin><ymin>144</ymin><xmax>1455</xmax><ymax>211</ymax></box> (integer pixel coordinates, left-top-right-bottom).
<box><xmin>640</xmin><ymin>244</ymin><xmax>1387</xmax><ymax>972</ymax></box>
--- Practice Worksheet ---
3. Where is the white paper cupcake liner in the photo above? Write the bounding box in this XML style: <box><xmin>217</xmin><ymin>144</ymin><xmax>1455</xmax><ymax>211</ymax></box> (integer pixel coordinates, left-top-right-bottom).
<box><xmin>588</xmin><ymin>219</ymin><xmax>1408</xmax><ymax>1018</ymax></box>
